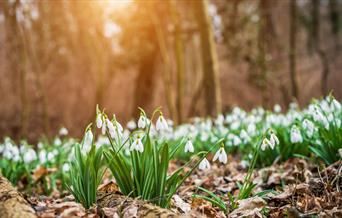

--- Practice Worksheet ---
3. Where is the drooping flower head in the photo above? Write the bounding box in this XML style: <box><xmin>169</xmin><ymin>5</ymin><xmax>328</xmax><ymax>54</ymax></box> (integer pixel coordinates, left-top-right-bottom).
<box><xmin>269</xmin><ymin>131</ymin><xmax>279</xmax><ymax>149</ymax></box>
<box><xmin>156</xmin><ymin>113</ymin><xmax>168</xmax><ymax>131</ymax></box>
<box><xmin>130</xmin><ymin>136</ymin><xmax>144</xmax><ymax>153</ymax></box>
<box><xmin>261</xmin><ymin>138</ymin><xmax>272</xmax><ymax>151</ymax></box>
<box><xmin>199</xmin><ymin>158</ymin><xmax>211</xmax><ymax>170</ymax></box>
<box><xmin>213</xmin><ymin>145</ymin><xmax>227</xmax><ymax>164</ymax></box>
<box><xmin>138</xmin><ymin>111</ymin><xmax>148</xmax><ymax>129</ymax></box>
<box><xmin>290</xmin><ymin>125</ymin><xmax>303</xmax><ymax>144</ymax></box>
<box><xmin>184</xmin><ymin>138</ymin><xmax>194</xmax><ymax>153</ymax></box>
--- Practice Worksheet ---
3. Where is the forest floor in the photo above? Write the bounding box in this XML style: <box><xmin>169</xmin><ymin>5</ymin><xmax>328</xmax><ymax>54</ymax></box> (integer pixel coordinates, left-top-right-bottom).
<box><xmin>8</xmin><ymin>157</ymin><xmax>340</xmax><ymax>218</ymax></box>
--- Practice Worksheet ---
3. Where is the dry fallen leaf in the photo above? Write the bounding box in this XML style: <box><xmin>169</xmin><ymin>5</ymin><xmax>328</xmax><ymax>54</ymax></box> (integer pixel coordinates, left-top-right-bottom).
<box><xmin>172</xmin><ymin>194</ymin><xmax>191</xmax><ymax>213</ymax></box>
<box><xmin>98</xmin><ymin>180</ymin><xmax>120</xmax><ymax>193</ymax></box>
<box><xmin>229</xmin><ymin>196</ymin><xmax>266</xmax><ymax>218</ymax></box>
<box><xmin>32</xmin><ymin>166</ymin><xmax>58</xmax><ymax>181</ymax></box>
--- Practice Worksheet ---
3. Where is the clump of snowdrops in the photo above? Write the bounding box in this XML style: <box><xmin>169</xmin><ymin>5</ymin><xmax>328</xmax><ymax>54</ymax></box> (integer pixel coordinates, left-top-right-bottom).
<box><xmin>66</xmin><ymin>106</ymin><xmax>224</xmax><ymax>208</ymax></box>
<box><xmin>66</xmin><ymin>125</ymin><xmax>105</xmax><ymax>209</ymax></box>
<box><xmin>99</xmin><ymin>107</ymin><xmax>224</xmax><ymax>208</ymax></box>
<box><xmin>0</xmin><ymin>131</ymin><xmax>74</xmax><ymax>194</ymax></box>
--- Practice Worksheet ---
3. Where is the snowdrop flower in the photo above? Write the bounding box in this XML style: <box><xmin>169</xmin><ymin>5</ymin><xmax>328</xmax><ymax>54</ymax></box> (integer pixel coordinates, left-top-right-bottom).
<box><xmin>59</xmin><ymin>127</ymin><xmax>68</xmax><ymax>136</ymax></box>
<box><xmin>289</xmin><ymin>102</ymin><xmax>298</xmax><ymax>110</ymax></box>
<box><xmin>261</xmin><ymin>138</ymin><xmax>272</xmax><ymax>151</ymax></box>
<box><xmin>313</xmin><ymin>107</ymin><xmax>324</xmax><ymax>122</ymax></box>
<box><xmin>184</xmin><ymin>139</ymin><xmax>194</xmax><ymax>153</ymax></box>
<box><xmin>23</xmin><ymin>148</ymin><xmax>37</xmax><ymax>163</ymax></box>
<box><xmin>156</xmin><ymin>114</ymin><xmax>168</xmax><ymax>131</ymax></box>
<box><xmin>213</xmin><ymin>146</ymin><xmax>228</xmax><ymax>164</ymax></box>
<box><xmin>290</xmin><ymin>126</ymin><xmax>303</xmax><ymax>143</ymax></box>
<box><xmin>274</xmin><ymin>104</ymin><xmax>282</xmax><ymax>113</ymax></box>
<box><xmin>269</xmin><ymin>132</ymin><xmax>279</xmax><ymax>148</ymax></box>
<box><xmin>331</xmin><ymin>99</ymin><xmax>341</xmax><ymax>111</ymax></box>
<box><xmin>96</xmin><ymin>114</ymin><xmax>103</xmax><ymax>128</ymax></box>
<box><xmin>303</xmin><ymin>119</ymin><xmax>315</xmax><ymax>138</ymax></box>
<box><xmin>106</xmin><ymin>119</ymin><xmax>116</xmax><ymax>139</ymax></box>
<box><xmin>37</xmin><ymin>142</ymin><xmax>44</xmax><ymax>149</ymax></box>
<box><xmin>54</xmin><ymin>138</ymin><xmax>62</xmax><ymax>146</ymax></box>
<box><xmin>247</xmin><ymin>123</ymin><xmax>256</xmax><ymax>136</ymax></box>
<box><xmin>233</xmin><ymin>136</ymin><xmax>242</xmax><ymax>146</ymax></box>
<box><xmin>39</xmin><ymin>150</ymin><xmax>47</xmax><ymax>163</ymax></box>
<box><xmin>130</xmin><ymin>137</ymin><xmax>144</xmax><ymax>153</ymax></box>
<box><xmin>101</xmin><ymin>119</ymin><xmax>107</xmax><ymax>135</ymax></box>
<box><xmin>199</xmin><ymin>158</ymin><xmax>211</xmax><ymax>170</ymax></box>
<box><xmin>127</xmin><ymin>120</ymin><xmax>137</xmax><ymax>130</ymax></box>
<box><xmin>215</xmin><ymin>114</ymin><xmax>225</xmax><ymax>126</ymax></box>
<box><xmin>83</xmin><ymin>129</ymin><xmax>93</xmax><ymax>149</ymax></box>
<box><xmin>138</xmin><ymin>115</ymin><xmax>147</xmax><ymax>129</ymax></box>
<box><xmin>63</xmin><ymin>163</ymin><xmax>70</xmax><ymax>172</ymax></box>
<box><xmin>339</xmin><ymin>149</ymin><xmax>342</xmax><ymax>158</ymax></box>
<box><xmin>115</xmin><ymin>119</ymin><xmax>124</xmax><ymax>133</ymax></box>
<box><xmin>47</xmin><ymin>152</ymin><xmax>55</xmax><ymax>161</ymax></box>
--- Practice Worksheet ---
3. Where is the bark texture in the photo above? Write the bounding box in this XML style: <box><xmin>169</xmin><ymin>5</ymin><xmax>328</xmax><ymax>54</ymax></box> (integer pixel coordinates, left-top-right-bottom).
<box><xmin>0</xmin><ymin>176</ymin><xmax>37</xmax><ymax>218</ymax></box>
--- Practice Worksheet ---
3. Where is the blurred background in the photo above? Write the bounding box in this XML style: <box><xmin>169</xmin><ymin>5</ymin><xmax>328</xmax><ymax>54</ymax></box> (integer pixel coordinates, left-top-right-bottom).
<box><xmin>0</xmin><ymin>0</ymin><xmax>341</xmax><ymax>141</ymax></box>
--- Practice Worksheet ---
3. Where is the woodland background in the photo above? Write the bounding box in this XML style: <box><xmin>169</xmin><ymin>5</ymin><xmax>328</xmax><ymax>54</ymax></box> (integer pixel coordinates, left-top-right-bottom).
<box><xmin>0</xmin><ymin>0</ymin><xmax>341</xmax><ymax>141</ymax></box>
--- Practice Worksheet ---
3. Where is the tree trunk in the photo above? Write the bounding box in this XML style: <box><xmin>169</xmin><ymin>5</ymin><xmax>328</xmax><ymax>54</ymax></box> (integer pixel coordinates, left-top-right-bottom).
<box><xmin>131</xmin><ymin>48</ymin><xmax>158</xmax><ymax>118</ymax></box>
<box><xmin>151</xmin><ymin>11</ymin><xmax>177</xmax><ymax>122</ymax></box>
<box><xmin>328</xmin><ymin>0</ymin><xmax>339</xmax><ymax>51</ymax></box>
<box><xmin>170</xmin><ymin>0</ymin><xmax>185</xmax><ymax>123</ymax></box>
<box><xmin>0</xmin><ymin>176</ymin><xmax>37</xmax><ymax>218</ymax></box>
<box><xmin>289</xmin><ymin>0</ymin><xmax>299</xmax><ymax>100</ymax></box>
<box><xmin>311</xmin><ymin>0</ymin><xmax>330</xmax><ymax>95</ymax></box>
<box><xmin>257</xmin><ymin>0</ymin><xmax>271</xmax><ymax>106</ymax></box>
<box><xmin>193</xmin><ymin>0</ymin><xmax>222</xmax><ymax>116</ymax></box>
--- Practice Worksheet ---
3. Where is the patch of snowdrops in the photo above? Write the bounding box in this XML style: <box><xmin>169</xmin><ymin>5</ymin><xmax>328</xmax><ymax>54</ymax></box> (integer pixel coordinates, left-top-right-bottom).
<box><xmin>67</xmin><ymin>107</ymin><xmax>225</xmax><ymax>208</ymax></box>
<box><xmin>0</xmin><ymin>95</ymin><xmax>341</xmax><ymax>200</ymax></box>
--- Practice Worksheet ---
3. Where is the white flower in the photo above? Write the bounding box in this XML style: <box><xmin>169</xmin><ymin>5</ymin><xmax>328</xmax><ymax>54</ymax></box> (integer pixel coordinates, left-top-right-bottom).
<box><xmin>199</xmin><ymin>158</ymin><xmax>211</xmax><ymax>170</ymax></box>
<box><xmin>290</xmin><ymin>126</ymin><xmax>303</xmax><ymax>143</ymax></box>
<box><xmin>303</xmin><ymin>119</ymin><xmax>315</xmax><ymax>138</ymax></box>
<box><xmin>59</xmin><ymin>127</ymin><xmax>68</xmax><ymax>136</ymax></box>
<box><xmin>240</xmin><ymin>130</ymin><xmax>250</xmax><ymax>142</ymax></box>
<box><xmin>101</xmin><ymin>119</ymin><xmax>107</xmax><ymax>135</ymax></box>
<box><xmin>331</xmin><ymin>99</ymin><xmax>341</xmax><ymax>111</ymax></box>
<box><xmin>131</xmin><ymin>137</ymin><xmax>144</xmax><ymax>153</ymax></box>
<box><xmin>106</xmin><ymin>119</ymin><xmax>116</xmax><ymax>139</ymax></box>
<box><xmin>47</xmin><ymin>152</ymin><xmax>55</xmax><ymax>161</ymax></box>
<box><xmin>261</xmin><ymin>138</ymin><xmax>273</xmax><ymax>151</ymax></box>
<box><xmin>115</xmin><ymin>120</ymin><xmax>124</xmax><ymax>133</ymax></box>
<box><xmin>127</xmin><ymin>120</ymin><xmax>137</xmax><ymax>129</ymax></box>
<box><xmin>39</xmin><ymin>150</ymin><xmax>47</xmax><ymax>163</ymax></box>
<box><xmin>274</xmin><ymin>104</ymin><xmax>282</xmax><ymax>113</ymax></box>
<box><xmin>156</xmin><ymin>115</ymin><xmax>168</xmax><ymax>131</ymax></box>
<box><xmin>23</xmin><ymin>148</ymin><xmax>37</xmax><ymax>163</ymax></box>
<box><xmin>269</xmin><ymin>132</ymin><xmax>279</xmax><ymax>149</ymax></box>
<box><xmin>138</xmin><ymin>115</ymin><xmax>147</xmax><ymax>129</ymax></box>
<box><xmin>233</xmin><ymin>136</ymin><xmax>242</xmax><ymax>146</ymax></box>
<box><xmin>184</xmin><ymin>140</ymin><xmax>194</xmax><ymax>153</ymax></box>
<box><xmin>213</xmin><ymin>147</ymin><xmax>227</xmax><ymax>164</ymax></box>
<box><xmin>96</xmin><ymin>114</ymin><xmax>103</xmax><ymax>128</ymax></box>
<box><xmin>54</xmin><ymin>138</ymin><xmax>62</xmax><ymax>146</ymax></box>
<box><xmin>84</xmin><ymin>129</ymin><xmax>93</xmax><ymax>148</ymax></box>
<box><xmin>63</xmin><ymin>163</ymin><xmax>70</xmax><ymax>172</ymax></box>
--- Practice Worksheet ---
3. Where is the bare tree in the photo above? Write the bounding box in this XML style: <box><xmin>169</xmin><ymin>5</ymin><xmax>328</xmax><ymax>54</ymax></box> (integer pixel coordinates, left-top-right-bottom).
<box><xmin>193</xmin><ymin>0</ymin><xmax>222</xmax><ymax>116</ymax></box>
<box><xmin>289</xmin><ymin>0</ymin><xmax>299</xmax><ymax>100</ymax></box>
